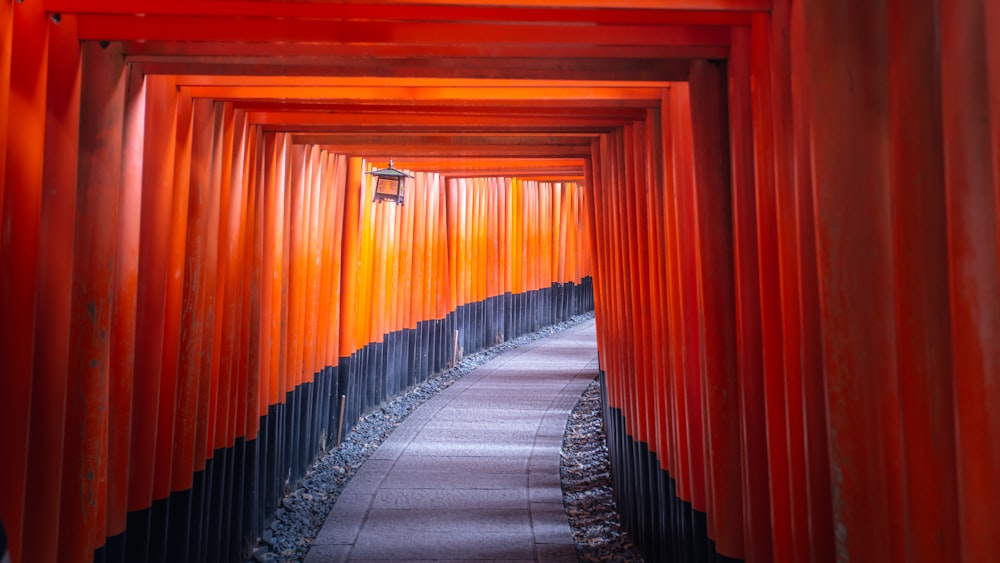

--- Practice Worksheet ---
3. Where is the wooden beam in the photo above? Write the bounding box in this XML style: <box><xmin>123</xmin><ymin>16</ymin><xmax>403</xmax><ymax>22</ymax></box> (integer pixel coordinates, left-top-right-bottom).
<box><xmin>132</xmin><ymin>57</ymin><xmax>692</xmax><ymax>82</ymax></box>
<box><xmin>245</xmin><ymin>105</ymin><xmax>647</xmax><ymax>119</ymax></box>
<box><xmin>120</xmin><ymin>40</ymin><xmax>731</xmax><ymax>60</ymax></box>
<box><xmin>181</xmin><ymin>85</ymin><xmax>665</xmax><ymax>104</ymax></box>
<box><xmin>310</xmin><ymin>144</ymin><xmax>593</xmax><ymax>158</ymax></box>
<box><xmin>46</xmin><ymin>1</ymin><xmax>758</xmax><ymax>23</ymax></box>
<box><xmin>170</xmin><ymin>75</ymin><xmax>672</xmax><ymax>88</ymax></box>
<box><xmin>77</xmin><ymin>16</ymin><xmax>731</xmax><ymax>47</ymax></box>
<box><xmin>388</xmin><ymin>157</ymin><xmax>587</xmax><ymax>177</ymax></box>
<box><xmin>249</xmin><ymin>113</ymin><xmax>631</xmax><ymax>134</ymax></box>
<box><xmin>298</xmin><ymin>133</ymin><xmax>596</xmax><ymax>146</ymax></box>
<box><xmin>354</xmin><ymin>0</ymin><xmax>767</xmax><ymax>8</ymax></box>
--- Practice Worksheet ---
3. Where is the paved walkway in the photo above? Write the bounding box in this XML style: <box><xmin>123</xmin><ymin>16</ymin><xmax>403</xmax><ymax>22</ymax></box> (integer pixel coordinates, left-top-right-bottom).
<box><xmin>304</xmin><ymin>319</ymin><xmax>598</xmax><ymax>562</ymax></box>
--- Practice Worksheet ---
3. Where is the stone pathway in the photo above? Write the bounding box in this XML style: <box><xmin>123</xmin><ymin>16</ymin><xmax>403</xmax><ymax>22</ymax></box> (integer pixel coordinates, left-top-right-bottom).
<box><xmin>304</xmin><ymin>319</ymin><xmax>598</xmax><ymax>562</ymax></box>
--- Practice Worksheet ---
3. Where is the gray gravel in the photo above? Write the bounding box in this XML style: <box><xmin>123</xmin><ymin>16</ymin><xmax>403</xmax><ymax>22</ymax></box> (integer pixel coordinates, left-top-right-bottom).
<box><xmin>561</xmin><ymin>378</ymin><xmax>644</xmax><ymax>562</ymax></box>
<box><xmin>251</xmin><ymin>311</ymin><xmax>641</xmax><ymax>562</ymax></box>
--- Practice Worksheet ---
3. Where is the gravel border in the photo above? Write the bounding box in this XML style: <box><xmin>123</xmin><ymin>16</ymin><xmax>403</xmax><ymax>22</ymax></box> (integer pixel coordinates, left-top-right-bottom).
<box><xmin>561</xmin><ymin>378</ymin><xmax>644</xmax><ymax>562</ymax></box>
<box><xmin>251</xmin><ymin>311</ymin><xmax>639</xmax><ymax>562</ymax></box>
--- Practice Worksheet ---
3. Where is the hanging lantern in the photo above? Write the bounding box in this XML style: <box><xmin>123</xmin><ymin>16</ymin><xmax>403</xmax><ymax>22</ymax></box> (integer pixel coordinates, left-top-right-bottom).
<box><xmin>367</xmin><ymin>160</ymin><xmax>413</xmax><ymax>205</ymax></box>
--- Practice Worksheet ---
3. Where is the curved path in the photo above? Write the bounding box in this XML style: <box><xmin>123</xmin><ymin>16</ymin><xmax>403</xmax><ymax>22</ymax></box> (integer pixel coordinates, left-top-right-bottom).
<box><xmin>304</xmin><ymin>319</ymin><xmax>599</xmax><ymax>562</ymax></box>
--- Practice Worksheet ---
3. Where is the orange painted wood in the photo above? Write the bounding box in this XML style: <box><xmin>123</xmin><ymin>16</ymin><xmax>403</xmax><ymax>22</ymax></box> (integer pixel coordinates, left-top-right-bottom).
<box><xmin>128</xmin><ymin>73</ymin><xmax>177</xmax><ymax>511</ymax></box>
<box><xmin>427</xmin><ymin>173</ymin><xmax>444</xmax><ymax>321</ymax></box>
<box><xmin>600</xmin><ymin>131</ymin><xmax>624</xmax><ymax>428</ymax></box>
<box><xmin>940</xmin><ymin>0</ymin><xmax>1000</xmax><ymax>558</ymax></box>
<box><xmin>359</xmin><ymin>164</ymin><xmax>378</xmax><ymax>347</ymax></box>
<box><xmin>183</xmin><ymin>85</ymin><xmax>666</xmax><ymax>106</ymax></box>
<box><xmin>259</xmin><ymin>133</ymin><xmax>280</xmax><ymax>417</ymax></box>
<box><xmin>108</xmin><ymin>72</ymin><xmax>150</xmax><ymax>556</ymax></box>
<box><xmin>338</xmin><ymin>157</ymin><xmax>363</xmax><ymax>357</ymax></box>
<box><xmin>634</xmin><ymin>122</ymin><xmax>657</xmax><ymax>458</ymax></box>
<box><xmin>642</xmin><ymin>108</ymin><xmax>670</xmax><ymax>470</ymax></box>
<box><xmin>150</xmin><ymin>89</ymin><xmax>192</xmax><ymax>504</ymax></box>
<box><xmin>124</xmin><ymin>39</ymin><xmax>730</xmax><ymax>62</ymax></box>
<box><xmin>486</xmin><ymin>179</ymin><xmax>498</xmax><ymax>300</ymax></box>
<box><xmin>314</xmin><ymin>150</ymin><xmax>335</xmax><ymax>367</ymax></box>
<box><xmin>446</xmin><ymin>178</ymin><xmax>460</xmax><ymax>310</ymax></box>
<box><xmin>241</xmin><ymin>122</ymin><xmax>262</xmax><ymax>421</ymax></box>
<box><xmin>371</xmin><ymin>180</ymin><xmax>388</xmax><ymax>342</ymax></box>
<box><xmin>230</xmin><ymin>109</ymin><xmax>253</xmax><ymax>441</ymax></box>
<box><xmin>804</xmin><ymin>2</ymin><xmax>902</xmax><ymax>560</ymax></box>
<box><xmin>47</xmin><ymin>1</ymin><xmax>757</xmax><ymax>25</ymax></box>
<box><xmin>689</xmin><ymin>61</ymin><xmax>743</xmax><ymax>557</ymax></box>
<box><xmin>397</xmin><ymin>167</ymin><xmax>415</xmax><ymax>331</ymax></box>
<box><xmin>477</xmin><ymin>179</ymin><xmax>489</xmax><ymax>303</ymax></box>
<box><xmin>0</xmin><ymin>0</ymin><xmax>10</xmax><ymax>209</ymax></box>
<box><xmin>324</xmin><ymin>153</ymin><xmax>348</xmax><ymax>363</ymax></box>
<box><xmin>886</xmin><ymin>0</ymin><xmax>961</xmax><ymax>560</ymax></box>
<box><xmin>0</xmin><ymin>2</ymin><xmax>49</xmax><ymax>558</ymax></box>
<box><xmin>657</xmin><ymin>95</ymin><xmax>683</xmax><ymax>485</ymax></box>
<box><xmin>77</xmin><ymin>16</ymin><xmax>732</xmax><ymax>48</ymax></box>
<box><xmin>758</xmin><ymin>6</ymin><xmax>820</xmax><ymax>562</ymax></box>
<box><xmin>622</xmin><ymin>124</ymin><xmax>649</xmax><ymax>446</ymax></box>
<box><xmin>329</xmin><ymin>0</ymin><xmax>768</xmax><ymax>8</ymax></box>
<box><xmin>191</xmin><ymin>105</ymin><xmax>221</xmax><ymax>468</ymax></box>
<box><xmin>742</xmin><ymin>17</ymin><xmax>788</xmax><ymax>563</ymax></box>
<box><xmin>286</xmin><ymin>145</ymin><xmax>307</xmax><ymax>391</ymax></box>
<box><xmin>23</xmin><ymin>13</ymin><xmax>78</xmax><ymax>563</ymax></box>
<box><xmin>670</xmin><ymin>83</ymin><xmax>706</xmax><ymax>513</ymax></box>
<box><xmin>302</xmin><ymin>146</ymin><xmax>323</xmax><ymax>376</ymax></box>
<box><xmin>435</xmin><ymin>174</ymin><xmax>451</xmax><ymax>320</ymax></box>
<box><xmin>174</xmin><ymin>98</ymin><xmax>221</xmax><ymax>487</ymax></box>
<box><xmin>207</xmin><ymin>102</ymin><xmax>240</xmax><ymax>453</ymax></box>
<box><xmin>786</xmin><ymin>4</ymin><xmax>833</xmax><ymax>559</ymax></box>
<box><xmin>61</xmin><ymin>40</ymin><xmax>123</xmax><ymax>559</ymax></box>
<box><xmin>409</xmin><ymin>173</ymin><xmax>428</xmax><ymax>329</ymax></box>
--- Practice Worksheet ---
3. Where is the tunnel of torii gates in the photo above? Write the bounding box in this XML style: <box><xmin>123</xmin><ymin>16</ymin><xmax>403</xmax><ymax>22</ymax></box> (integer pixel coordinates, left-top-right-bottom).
<box><xmin>1</xmin><ymin>1</ymin><xmax>999</xmax><ymax>563</ymax></box>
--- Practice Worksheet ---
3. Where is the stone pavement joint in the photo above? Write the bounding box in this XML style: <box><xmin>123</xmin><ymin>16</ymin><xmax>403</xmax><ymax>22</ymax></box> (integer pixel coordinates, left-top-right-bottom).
<box><xmin>304</xmin><ymin>319</ymin><xmax>598</xmax><ymax>562</ymax></box>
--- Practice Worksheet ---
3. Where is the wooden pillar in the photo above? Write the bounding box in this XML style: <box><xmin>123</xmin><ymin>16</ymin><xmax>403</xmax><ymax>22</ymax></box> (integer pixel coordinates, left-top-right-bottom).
<box><xmin>668</xmin><ymin>83</ymin><xmax>706</xmax><ymax>518</ymax></box>
<box><xmin>786</xmin><ymin>4</ymin><xmax>833</xmax><ymax>560</ymax></box>
<box><xmin>803</xmin><ymin>1</ymin><xmax>905</xmax><ymax>560</ymax></box>
<box><xmin>730</xmin><ymin>23</ymin><xmax>774</xmax><ymax>563</ymax></box>
<box><xmin>939</xmin><ymin>0</ymin><xmax>1000</xmax><ymax>559</ymax></box>
<box><xmin>884</xmin><ymin>0</ymin><xmax>962</xmax><ymax>561</ymax></box>
<box><xmin>127</xmin><ymin>73</ymin><xmax>177</xmax><ymax>521</ymax></box>
<box><xmin>688</xmin><ymin>59</ymin><xmax>743</xmax><ymax>559</ymax></box>
<box><xmin>21</xmin><ymin>12</ymin><xmax>79</xmax><ymax>563</ymax></box>
<box><xmin>59</xmin><ymin>40</ymin><xmax>127</xmax><ymax>562</ymax></box>
<box><xmin>102</xmin><ymin>58</ymin><xmax>146</xmax><ymax>562</ymax></box>
<box><xmin>0</xmin><ymin>2</ymin><xmax>49</xmax><ymax>557</ymax></box>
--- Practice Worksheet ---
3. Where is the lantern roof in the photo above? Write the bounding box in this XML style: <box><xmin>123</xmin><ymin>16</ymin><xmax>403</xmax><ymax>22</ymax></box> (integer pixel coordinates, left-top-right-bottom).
<box><xmin>369</xmin><ymin>161</ymin><xmax>414</xmax><ymax>179</ymax></box>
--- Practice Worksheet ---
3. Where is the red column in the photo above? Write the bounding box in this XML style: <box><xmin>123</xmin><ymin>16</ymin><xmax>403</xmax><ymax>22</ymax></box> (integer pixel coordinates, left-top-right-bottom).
<box><xmin>803</xmin><ymin>2</ymin><xmax>904</xmax><ymax>560</ymax></box>
<box><xmin>171</xmin><ymin>98</ymin><xmax>218</xmax><ymax>495</ymax></box>
<box><xmin>0</xmin><ymin>2</ymin><xmax>49</xmax><ymax>557</ymax></box>
<box><xmin>730</xmin><ymin>23</ymin><xmax>774</xmax><ymax>563</ymax></box>
<box><xmin>688</xmin><ymin>59</ymin><xmax>743</xmax><ymax>559</ymax></box>
<box><xmin>786</xmin><ymin>4</ymin><xmax>833</xmax><ymax>559</ymax></box>
<box><xmin>940</xmin><ymin>1</ymin><xmax>1000</xmax><ymax>559</ymax></box>
<box><xmin>667</xmin><ymin>84</ymin><xmax>705</xmax><ymax>514</ymax></box>
<box><xmin>0</xmin><ymin>0</ymin><xmax>12</xmax><ymax>206</ymax></box>
<box><xmin>128</xmin><ymin>73</ymin><xmax>177</xmax><ymax>515</ymax></box>
<box><xmin>339</xmin><ymin>157</ymin><xmax>364</xmax><ymax>358</ymax></box>
<box><xmin>152</xmin><ymin>88</ymin><xmax>192</xmax><ymax>505</ymax></box>
<box><xmin>22</xmin><ymin>12</ymin><xmax>79</xmax><ymax>563</ymax></box>
<box><xmin>104</xmin><ymin>60</ymin><xmax>145</xmax><ymax>551</ymax></box>
<box><xmin>325</xmin><ymin>154</ymin><xmax>347</xmax><ymax>364</ymax></box>
<box><xmin>886</xmin><ymin>0</ymin><xmax>961</xmax><ymax>561</ymax></box>
<box><xmin>61</xmin><ymin>41</ymin><xmax>127</xmax><ymax>562</ymax></box>
<box><xmin>233</xmin><ymin>114</ymin><xmax>257</xmax><ymax>447</ymax></box>
<box><xmin>765</xmin><ymin>3</ymin><xmax>828</xmax><ymax>560</ymax></box>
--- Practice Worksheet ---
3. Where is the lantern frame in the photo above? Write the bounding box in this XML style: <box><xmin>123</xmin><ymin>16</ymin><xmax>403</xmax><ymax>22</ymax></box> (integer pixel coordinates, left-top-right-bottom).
<box><xmin>367</xmin><ymin>160</ymin><xmax>413</xmax><ymax>205</ymax></box>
